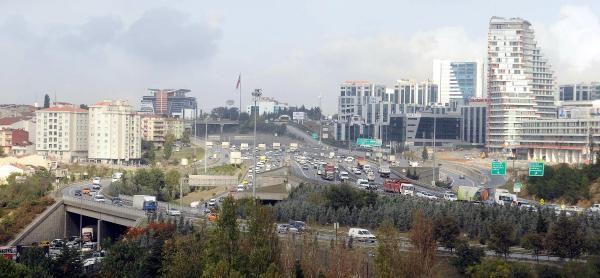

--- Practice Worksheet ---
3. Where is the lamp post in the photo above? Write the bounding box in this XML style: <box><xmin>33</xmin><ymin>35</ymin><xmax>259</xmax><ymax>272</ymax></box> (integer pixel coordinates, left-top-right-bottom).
<box><xmin>251</xmin><ymin>89</ymin><xmax>263</xmax><ymax>199</ymax></box>
<box><xmin>204</xmin><ymin>114</ymin><xmax>208</xmax><ymax>173</ymax></box>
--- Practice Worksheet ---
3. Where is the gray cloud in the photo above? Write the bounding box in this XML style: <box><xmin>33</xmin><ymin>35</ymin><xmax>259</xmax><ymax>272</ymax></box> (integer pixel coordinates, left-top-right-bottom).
<box><xmin>118</xmin><ymin>7</ymin><xmax>222</xmax><ymax>65</ymax></box>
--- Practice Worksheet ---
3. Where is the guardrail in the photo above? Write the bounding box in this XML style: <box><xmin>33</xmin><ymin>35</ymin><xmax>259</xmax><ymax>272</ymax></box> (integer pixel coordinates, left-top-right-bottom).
<box><xmin>63</xmin><ymin>195</ymin><xmax>146</xmax><ymax>219</ymax></box>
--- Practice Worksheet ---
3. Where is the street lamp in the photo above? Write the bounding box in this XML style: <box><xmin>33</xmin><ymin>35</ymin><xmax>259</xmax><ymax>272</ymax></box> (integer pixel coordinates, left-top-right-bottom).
<box><xmin>251</xmin><ymin>89</ymin><xmax>263</xmax><ymax>199</ymax></box>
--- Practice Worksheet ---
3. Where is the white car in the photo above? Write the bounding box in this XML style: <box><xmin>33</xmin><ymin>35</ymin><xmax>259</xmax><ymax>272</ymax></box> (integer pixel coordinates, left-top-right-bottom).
<box><xmin>93</xmin><ymin>194</ymin><xmax>106</xmax><ymax>202</ymax></box>
<box><xmin>92</xmin><ymin>177</ymin><xmax>101</xmax><ymax>185</ymax></box>
<box><xmin>353</xmin><ymin>168</ymin><xmax>361</xmax><ymax>175</ymax></box>
<box><xmin>356</xmin><ymin>179</ymin><xmax>369</xmax><ymax>188</ymax></box>
<box><xmin>348</xmin><ymin>228</ymin><xmax>376</xmax><ymax>242</ymax></box>
<box><xmin>208</xmin><ymin>199</ymin><xmax>217</xmax><ymax>207</ymax></box>
<box><xmin>344</xmin><ymin>157</ymin><xmax>355</xmax><ymax>163</ymax></box>
<box><xmin>443</xmin><ymin>192</ymin><xmax>457</xmax><ymax>201</ymax></box>
<box><xmin>339</xmin><ymin>171</ymin><xmax>349</xmax><ymax>181</ymax></box>
<box><xmin>167</xmin><ymin>208</ymin><xmax>181</xmax><ymax>216</ymax></box>
<box><xmin>417</xmin><ymin>191</ymin><xmax>438</xmax><ymax>200</ymax></box>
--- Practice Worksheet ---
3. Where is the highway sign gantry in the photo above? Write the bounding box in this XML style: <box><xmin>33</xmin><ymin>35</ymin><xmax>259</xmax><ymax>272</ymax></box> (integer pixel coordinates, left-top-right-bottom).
<box><xmin>491</xmin><ymin>161</ymin><xmax>507</xmax><ymax>175</ymax></box>
<box><xmin>528</xmin><ymin>162</ymin><xmax>545</xmax><ymax>177</ymax></box>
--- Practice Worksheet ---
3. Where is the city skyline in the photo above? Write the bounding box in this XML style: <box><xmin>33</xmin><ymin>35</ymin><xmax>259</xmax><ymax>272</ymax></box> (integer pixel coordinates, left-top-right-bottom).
<box><xmin>1</xmin><ymin>1</ymin><xmax>600</xmax><ymax>113</ymax></box>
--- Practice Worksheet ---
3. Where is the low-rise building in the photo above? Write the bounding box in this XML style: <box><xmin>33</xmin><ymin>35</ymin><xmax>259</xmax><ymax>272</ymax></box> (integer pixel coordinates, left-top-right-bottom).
<box><xmin>0</xmin><ymin>128</ymin><xmax>30</xmax><ymax>155</ymax></box>
<box><xmin>246</xmin><ymin>96</ymin><xmax>288</xmax><ymax>115</ymax></box>
<box><xmin>141</xmin><ymin>115</ymin><xmax>184</xmax><ymax>147</ymax></box>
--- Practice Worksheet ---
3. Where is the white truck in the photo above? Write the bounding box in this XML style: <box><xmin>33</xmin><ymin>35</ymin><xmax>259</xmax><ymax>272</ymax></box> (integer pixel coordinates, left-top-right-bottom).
<box><xmin>111</xmin><ymin>172</ymin><xmax>123</xmax><ymax>183</ymax></box>
<box><xmin>229</xmin><ymin>151</ymin><xmax>242</xmax><ymax>165</ymax></box>
<box><xmin>272</xmin><ymin>142</ymin><xmax>281</xmax><ymax>150</ymax></box>
<box><xmin>289</xmin><ymin>143</ymin><xmax>299</xmax><ymax>152</ymax></box>
<box><xmin>258</xmin><ymin>143</ymin><xmax>267</xmax><ymax>150</ymax></box>
<box><xmin>205</xmin><ymin>141</ymin><xmax>213</xmax><ymax>149</ymax></box>
<box><xmin>494</xmin><ymin>189</ymin><xmax>517</xmax><ymax>206</ymax></box>
<box><xmin>82</xmin><ymin>227</ymin><xmax>94</xmax><ymax>242</ymax></box>
<box><xmin>329</xmin><ymin>152</ymin><xmax>335</xmax><ymax>159</ymax></box>
<box><xmin>591</xmin><ymin>204</ymin><xmax>600</xmax><ymax>213</ymax></box>
<box><xmin>221</xmin><ymin>142</ymin><xmax>230</xmax><ymax>149</ymax></box>
<box><xmin>401</xmin><ymin>183</ymin><xmax>415</xmax><ymax>196</ymax></box>
<box><xmin>240</xmin><ymin>143</ymin><xmax>249</xmax><ymax>150</ymax></box>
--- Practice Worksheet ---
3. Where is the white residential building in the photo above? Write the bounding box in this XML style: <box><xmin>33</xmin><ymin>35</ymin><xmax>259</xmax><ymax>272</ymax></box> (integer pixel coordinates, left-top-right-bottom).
<box><xmin>35</xmin><ymin>104</ymin><xmax>88</xmax><ymax>163</ymax></box>
<box><xmin>246</xmin><ymin>97</ymin><xmax>288</xmax><ymax>115</ymax></box>
<box><xmin>487</xmin><ymin>17</ymin><xmax>557</xmax><ymax>152</ymax></box>
<box><xmin>88</xmin><ymin>100</ymin><xmax>141</xmax><ymax>164</ymax></box>
<box><xmin>433</xmin><ymin>59</ymin><xmax>485</xmax><ymax>105</ymax></box>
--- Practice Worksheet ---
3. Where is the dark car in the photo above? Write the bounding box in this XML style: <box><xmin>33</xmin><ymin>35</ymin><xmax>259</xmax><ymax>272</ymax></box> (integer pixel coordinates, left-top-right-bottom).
<box><xmin>74</xmin><ymin>190</ymin><xmax>82</xmax><ymax>196</ymax></box>
<box><xmin>289</xmin><ymin>220</ymin><xmax>307</xmax><ymax>231</ymax></box>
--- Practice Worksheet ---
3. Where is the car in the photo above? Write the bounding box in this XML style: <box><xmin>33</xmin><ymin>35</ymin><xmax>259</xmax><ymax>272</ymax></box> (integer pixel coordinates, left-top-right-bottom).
<box><xmin>289</xmin><ymin>220</ymin><xmax>307</xmax><ymax>232</ymax></box>
<box><xmin>81</xmin><ymin>242</ymin><xmax>97</xmax><ymax>253</ymax></box>
<box><xmin>92</xmin><ymin>177</ymin><xmax>101</xmax><ymax>185</ymax></box>
<box><xmin>208</xmin><ymin>199</ymin><xmax>217</xmax><ymax>207</ymax></box>
<box><xmin>302</xmin><ymin>164</ymin><xmax>309</xmax><ymax>170</ymax></box>
<box><xmin>74</xmin><ymin>189</ymin><xmax>82</xmax><ymax>196</ymax></box>
<box><xmin>443</xmin><ymin>192</ymin><xmax>457</xmax><ymax>201</ymax></box>
<box><xmin>590</xmin><ymin>204</ymin><xmax>600</xmax><ymax>213</ymax></box>
<box><xmin>167</xmin><ymin>208</ymin><xmax>181</xmax><ymax>216</ymax></box>
<box><xmin>348</xmin><ymin>228</ymin><xmax>376</xmax><ymax>242</ymax></box>
<box><xmin>356</xmin><ymin>179</ymin><xmax>369</xmax><ymax>188</ymax></box>
<box><xmin>237</xmin><ymin>184</ymin><xmax>245</xmax><ymax>192</ymax></box>
<box><xmin>51</xmin><ymin>239</ymin><xmax>64</xmax><ymax>248</ymax></box>
<box><xmin>353</xmin><ymin>168</ymin><xmax>361</xmax><ymax>175</ymax></box>
<box><xmin>82</xmin><ymin>187</ymin><xmax>91</xmax><ymax>195</ymax></box>
<box><xmin>92</xmin><ymin>183</ymin><xmax>101</xmax><ymax>190</ymax></box>
<box><xmin>276</xmin><ymin>224</ymin><xmax>291</xmax><ymax>233</ymax></box>
<box><xmin>345</xmin><ymin>157</ymin><xmax>355</xmax><ymax>163</ymax></box>
<box><xmin>93</xmin><ymin>194</ymin><xmax>106</xmax><ymax>202</ymax></box>
<box><xmin>339</xmin><ymin>171</ymin><xmax>350</xmax><ymax>181</ymax></box>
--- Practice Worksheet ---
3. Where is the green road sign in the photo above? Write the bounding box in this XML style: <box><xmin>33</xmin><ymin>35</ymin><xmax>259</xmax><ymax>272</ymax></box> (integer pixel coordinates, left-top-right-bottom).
<box><xmin>356</xmin><ymin>138</ymin><xmax>382</xmax><ymax>148</ymax></box>
<box><xmin>513</xmin><ymin>182</ymin><xmax>522</xmax><ymax>193</ymax></box>
<box><xmin>312</xmin><ymin>133</ymin><xmax>318</xmax><ymax>140</ymax></box>
<box><xmin>491</xmin><ymin>161</ymin><xmax>507</xmax><ymax>175</ymax></box>
<box><xmin>529</xmin><ymin>162</ymin><xmax>545</xmax><ymax>176</ymax></box>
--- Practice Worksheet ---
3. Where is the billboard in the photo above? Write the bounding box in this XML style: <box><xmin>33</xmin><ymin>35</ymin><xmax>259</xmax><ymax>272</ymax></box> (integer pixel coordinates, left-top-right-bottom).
<box><xmin>292</xmin><ymin>112</ymin><xmax>305</xmax><ymax>120</ymax></box>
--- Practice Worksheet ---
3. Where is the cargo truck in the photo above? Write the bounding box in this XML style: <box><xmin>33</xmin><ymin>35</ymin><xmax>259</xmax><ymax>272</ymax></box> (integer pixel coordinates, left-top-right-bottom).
<box><xmin>378</xmin><ymin>166</ymin><xmax>391</xmax><ymax>178</ymax></box>
<box><xmin>82</xmin><ymin>227</ymin><xmax>94</xmax><ymax>242</ymax></box>
<box><xmin>357</xmin><ymin>157</ymin><xmax>367</xmax><ymax>169</ymax></box>
<box><xmin>240</xmin><ymin>143</ymin><xmax>249</xmax><ymax>150</ymax></box>
<box><xmin>273</xmin><ymin>142</ymin><xmax>281</xmax><ymax>150</ymax></box>
<box><xmin>133</xmin><ymin>195</ymin><xmax>158</xmax><ymax>213</ymax></box>
<box><xmin>323</xmin><ymin>164</ymin><xmax>335</xmax><ymax>180</ymax></box>
<box><xmin>383</xmin><ymin>179</ymin><xmax>415</xmax><ymax>196</ymax></box>
<box><xmin>289</xmin><ymin>143</ymin><xmax>299</xmax><ymax>152</ymax></box>
<box><xmin>457</xmin><ymin>186</ymin><xmax>491</xmax><ymax>202</ymax></box>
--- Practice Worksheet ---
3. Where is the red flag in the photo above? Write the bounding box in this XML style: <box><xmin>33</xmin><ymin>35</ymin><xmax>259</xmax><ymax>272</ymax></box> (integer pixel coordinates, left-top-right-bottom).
<box><xmin>235</xmin><ymin>74</ymin><xmax>241</xmax><ymax>89</ymax></box>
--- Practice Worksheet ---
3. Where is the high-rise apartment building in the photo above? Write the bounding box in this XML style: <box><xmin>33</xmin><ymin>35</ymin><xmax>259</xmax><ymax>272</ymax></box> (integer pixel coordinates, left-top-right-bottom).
<box><xmin>141</xmin><ymin>89</ymin><xmax>197</xmax><ymax>118</ymax></box>
<box><xmin>487</xmin><ymin>17</ymin><xmax>556</xmax><ymax>151</ymax></box>
<box><xmin>35</xmin><ymin>104</ymin><xmax>88</xmax><ymax>162</ymax></box>
<box><xmin>88</xmin><ymin>100</ymin><xmax>141</xmax><ymax>164</ymax></box>
<box><xmin>433</xmin><ymin>60</ymin><xmax>484</xmax><ymax>104</ymax></box>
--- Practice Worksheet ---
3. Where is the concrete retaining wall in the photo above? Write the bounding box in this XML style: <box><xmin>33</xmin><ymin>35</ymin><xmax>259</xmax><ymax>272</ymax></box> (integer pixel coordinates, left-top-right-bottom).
<box><xmin>9</xmin><ymin>200</ymin><xmax>65</xmax><ymax>246</ymax></box>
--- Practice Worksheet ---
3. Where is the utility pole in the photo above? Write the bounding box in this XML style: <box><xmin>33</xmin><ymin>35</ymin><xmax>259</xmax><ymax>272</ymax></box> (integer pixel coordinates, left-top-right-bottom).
<box><xmin>318</xmin><ymin>95</ymin><xmax>322</xmax><ymax>147</ymax></box>
<box><xmin>432</xmin><ymin>111</ymin><xmax>437</xmax><ymax>186</ymax></box>
<box><xmin>204</xmin><ymin>114</ymin><xmax>208</xmax><ymax>173</ymax></box>
<box><xmin>251</xmin><ymin>89</ymin><xmax>263</xmax><ymax>199</ymax></box>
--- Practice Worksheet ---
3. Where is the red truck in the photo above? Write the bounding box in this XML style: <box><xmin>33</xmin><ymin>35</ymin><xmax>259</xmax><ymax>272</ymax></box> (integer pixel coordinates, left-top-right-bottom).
<box><xmin>323</xmin><ymin>164</ymin><xmax>335</xmax><ymax>180</ymax></box>
<box><xmin>383</xmin><ymin>179</ymin><xmax>413</xmax><ymax>194</ymax></box>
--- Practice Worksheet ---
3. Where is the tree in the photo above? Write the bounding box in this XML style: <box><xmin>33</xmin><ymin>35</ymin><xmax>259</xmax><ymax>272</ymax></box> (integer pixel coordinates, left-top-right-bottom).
<box><xmin>0</xmin><ymin>257</ymin><xmax>31</xmax><ymax>277</ymax></box>
<box><xmin>245</xmin><ymin>201</ymin><xmax>281</xmax><ymax>276</ymax></box>
<box><xmin>521</xmin><ymin>233</ymin><xmax>544</xmax><ymax>262</ymax></box>
<box><xmin>165</xmin><ymin>169</ymin><xmax>181</xmax><ymax>200</ymax></box>
<box><xmin>409</xmin><ymin>211</ymin><xmax>437</xmax><ymax>277</ymax></box>
<box><xmin>433</xmin><ymin>215</ymin><xmax>460</xmax><ymax>252</ymax></box>
<box><xmin>43</xmin><ymin>94</ymin><xmax>50</xmax><ymax>108</ymax></box>
<box><xmin>79</xmin><ymin>104</ymin><xmax>89</xmax><ymax>110</ymax></box>
<box><xmin>545</xmin><ymin>214</ymin><xmax>586</xmax><ymax>260</ymax></box>
<box><xmin>161</xmin><ymin>234</ymin><xmax>207</xmax><ymax>278</ymax></box>
<box><xmin>181</xmin><ymin>130</ymin><xmax>191</xmax><ymax>145</ymax></box>
<box><xmin>375</xmin><ymin>220</ymin><xmax>405</xmax><ymax>277</ymax></box>
<box><xmin>535</xmin><ymin>213</ymin><xmax>548</xmax><ymax>234</ymax></box>
<box><xmin>488</xmin><ymin>221</ymin><xmax>515</xmax><ymax>260</ymax></box>
<box><xmin>206</xmin><ymin>196</ymin><xmax>241</xmax><ymax>274</ymax></box>
<box><xmin>52</xmin><ymin>245</ymin><xmax>83</xmax><ymax>277</ymax></box>
<box><xmin>422</xmin><ymin>146</ymin><xmax>429</xmax><ymax>160</ymax></box>
<box><xmin>466</xmin><ymin>259</ymin><xmax>512</xmax><ymax>278</ymax></box>
<box><xmin>163</xmin><ymin>133</ymin><xmax>176</xmax><ymax>160</ymax></box>
<box><xmin>452</xmin><ymin>240</ymin><xmax>484</xmax><ymax>274</ymax></box>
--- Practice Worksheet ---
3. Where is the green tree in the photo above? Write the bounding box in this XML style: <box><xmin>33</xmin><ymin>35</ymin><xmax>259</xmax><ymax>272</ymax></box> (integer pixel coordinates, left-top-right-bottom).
<box><xmin>245</xmin><ymin>201</ymin><xmax>281</xmax><ymax>276</ymax></box>
<box><xmin>375</xmin><ymin>220</ymin><xmax>405</xmax><ymax>277</ymax></box>
<box><xmin>161</xmin><ymin>234</ymin><xmax>207</xmax><ymax>278</ymax></box>
<box><xmin>535</xmin><ymin>213</ymin><xmax>548</xmax><ymax>234</ymax></box>
<box><xmin>102</xmin><ymin>239</ymin><xmax>148</xmax><ymax>277</ymax></box>
<box><xmin>19</xmin><ymin>247</ymin><xmax>52</xmax><ymax>276</ymax></box>
<box><xmin>467</xmin><ymin>259</ymin><xmax>523</xmax><ymax>278</ymax></box>
<box><xmin>163</xmin><ymin>133</ymin><xmax>176</xmax><ymax>160</ymax></box>
<box><xmin>488</xmin><ymin>221</ymin><xmax>515</xmax><ymax>260</ymax></box>
<box><xmin>206</xmin><ymin>196</ymin><xmax>241</xmax><ymax>274</ymax></box>
<box><xmin>165</xmin><ymin>169</ymin><xmax>181</xmax><ymax>200</ymax></box>
<box><xmin>79</xmin><ymin>104</ymin><xmax>89</xmax><ymax>110</ymax></box>
<box><xmin>433</xmin><ymin>215</ymin><xmax>460</xmax><ymax>252</ymax></box>
<box><xmin>181</xmin><ymin>130</ymin><xmax>191</xmax><ymax>145</ymax></box>
<box><xmin>142</xmin><ymin>140</ymin><xmax>156</xmax><ymax>165</ymax></box>
<box><xmin>0</xmin><ymin>257</ymin><xmax>31</xmax><ymax>277</ymax></box>
<box><xmin>545</xmin><ymin>214</ymin><xmax>586</xmax><ymax>259</ymax></box>
<box><xmin>452</xmin><ymin>240</ymin><xmax>484</xmax><ymax>274</ymax></box>
<box><xmin>52</xmin><ymin>245</ymin><xmax>83</xmax><ymax>277</ymax></box>
<box><xmin>521</xmin><ymin>233</ymin><xmax>544</xmax><ymax>262</ymax></box>
<box><xmin>43</xmin><ymin>94</ymin><xmax>50</xmax><ymax>108</ymax></box>
<box><xmin>422</xmin><ymin>146</ymin><xmax>429</xmax><ymax>160</ymax></box>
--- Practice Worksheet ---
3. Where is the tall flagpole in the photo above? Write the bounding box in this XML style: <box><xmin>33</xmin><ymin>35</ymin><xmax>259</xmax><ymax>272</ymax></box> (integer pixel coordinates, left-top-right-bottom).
<box><xmin>239</xmin><ymin>74</ymin><xmax>242</xmax><ymax>121</ymax></box>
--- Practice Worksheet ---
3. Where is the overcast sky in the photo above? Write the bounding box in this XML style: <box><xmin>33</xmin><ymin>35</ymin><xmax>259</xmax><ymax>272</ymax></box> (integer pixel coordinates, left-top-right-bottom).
<box><xmin>1</xmin><ymin>0</ymin><xmax>599</xmax><ymax>113</ymax></box>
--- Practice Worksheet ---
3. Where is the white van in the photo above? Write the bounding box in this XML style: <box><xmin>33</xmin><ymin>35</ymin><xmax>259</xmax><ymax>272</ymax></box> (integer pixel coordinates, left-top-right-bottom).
<box><xmin>363</xmin><ymin>164</ymin><xmax>372</xmax><ymax>172</ymax></box>
<box><xmin>348</xmin><ymin>228</ymin><xmax>376</xmax><ymax>242</ymax></box>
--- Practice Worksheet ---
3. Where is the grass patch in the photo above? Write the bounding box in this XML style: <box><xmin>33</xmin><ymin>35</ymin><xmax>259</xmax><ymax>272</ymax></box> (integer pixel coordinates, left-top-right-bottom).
<box><xmin>0</xmin><ymin>196</ymin><xmax>55</xmax><ymax>244</ymax></box>
<box><xmin>171</xmin><ymin>146</ymin><xmax>205</xmax><ymax>162</ymax></box>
